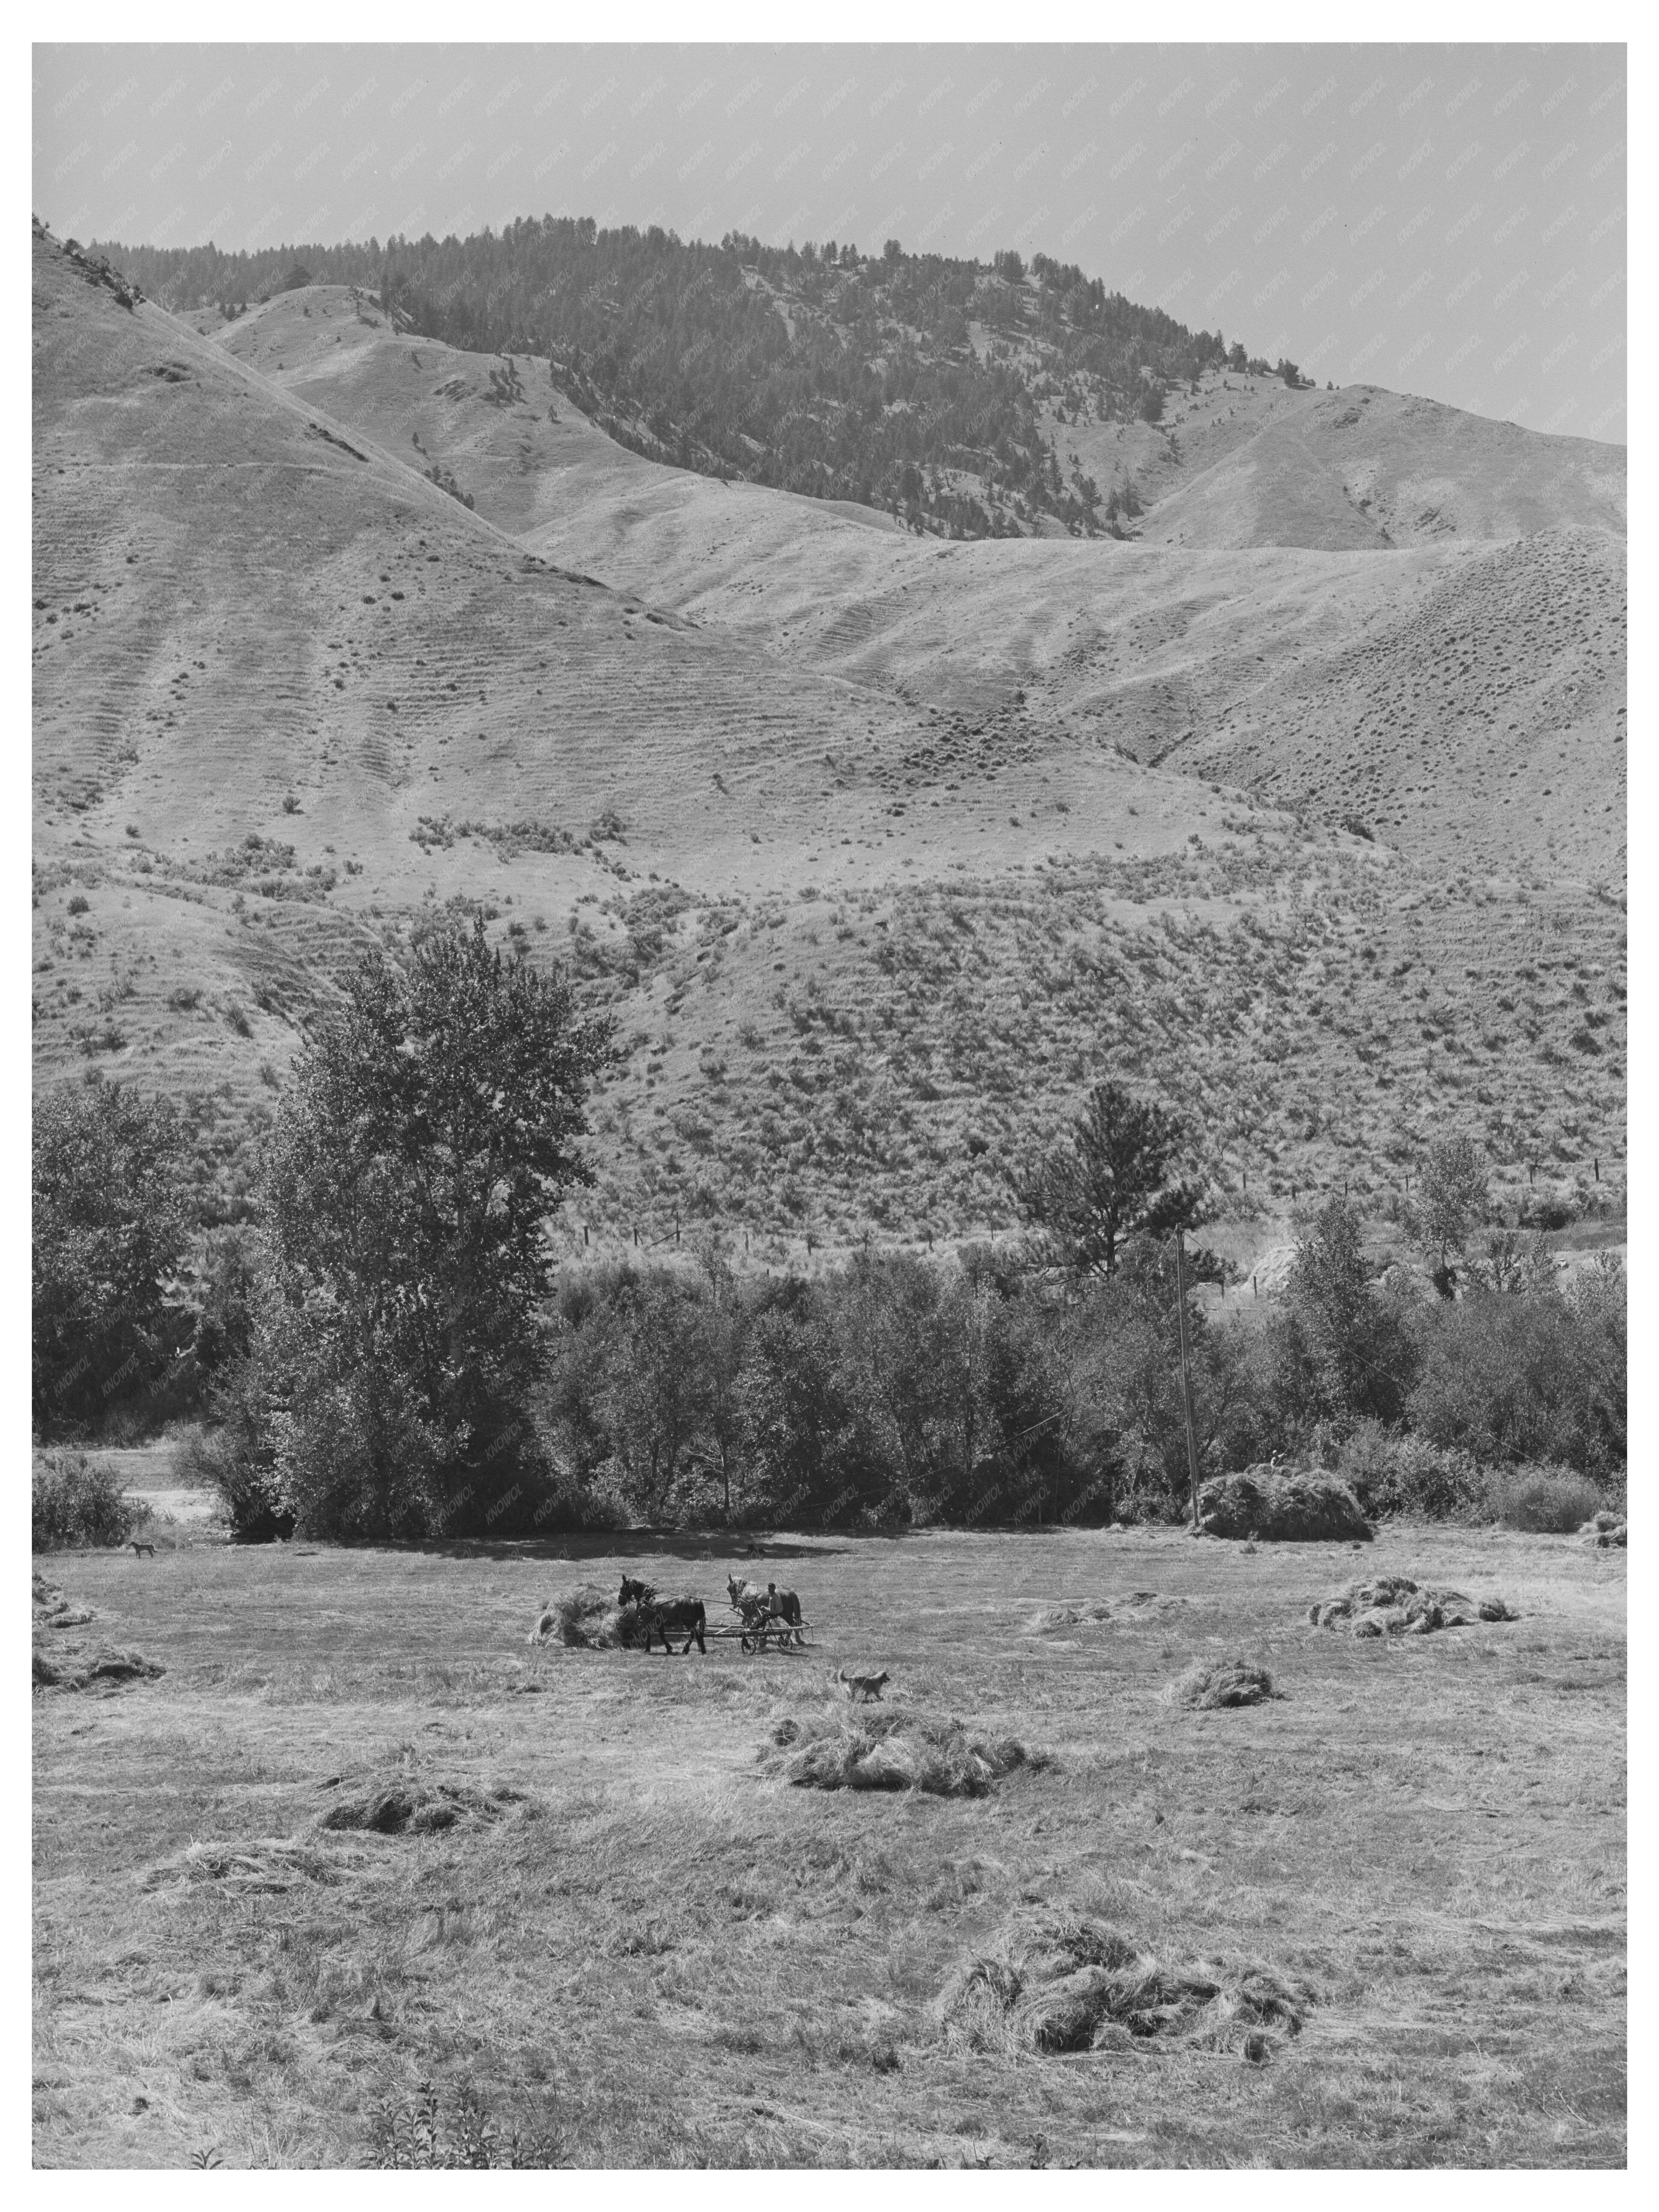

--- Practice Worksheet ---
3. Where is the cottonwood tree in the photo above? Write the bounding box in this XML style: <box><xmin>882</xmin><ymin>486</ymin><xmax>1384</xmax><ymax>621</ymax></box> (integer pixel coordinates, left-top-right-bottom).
<box><xmin>1013</xmin><ymin>1080</ymin><xmax>1205</xmax><ymax>1281</ymax></box>
<box><xmin>1271</xmin><ymin>1197</ymin><xmax>1418</xmax><ymax>1428</ymax></box>
<box><xmin>1410</xmin><ymin>1134</ymin><xmax>1490</xmax><ymax>1296</ymax></box>
<box><xmin>33</xmin><ymin>1077</ymin><xmax>191</xmax><ymax>1430</ymax></box>
<box><xmin>257</xmin><ymin>915</ymin><xmax>613</xmax><ymax>1536</ymax></box>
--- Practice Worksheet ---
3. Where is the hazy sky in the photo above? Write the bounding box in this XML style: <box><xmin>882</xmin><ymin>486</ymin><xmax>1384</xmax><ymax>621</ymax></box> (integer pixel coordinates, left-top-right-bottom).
<box><xmin>33</xmin><ymin>41</ymin><xmax>1626</xmax><ymax>442</ymax></box>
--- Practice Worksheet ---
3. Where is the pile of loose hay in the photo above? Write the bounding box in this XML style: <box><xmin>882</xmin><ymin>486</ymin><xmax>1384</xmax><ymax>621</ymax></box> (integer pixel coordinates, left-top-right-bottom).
<box><xmin>33</xmin><ymin>1646</ymin><xmax>165</xmax><ymax>1690</ymax></box>
<box><xmin>933</xmin><ymin>1912</ymin><xmax>1314</xmax><ymax>2058</ymax></box>
<box><xmin>32</xmin><ymin>1572</ymin><xmax>94</xmax><ymax>1630</ymax></box>
<box><xmin>316</xmin><ymin>1774</ymin><xmax>527</xmax><ymax>1837</ymax></box>
<box><xmin>759</xmin><ymin>1705</ymin><xmax>1051</xmax><ymax>1797</ymax></box>
<box><xmin>1196</xmin><ymin>1468</ymin><xmax>1372</xmax><ymax>1543</ymax></box>
<box><xmin>1308</xmin><ymin>1576</ymin><xmax>1518</xmax><ymax>1636</ymax></box>
<box><xmin>143</xmin><ymin>1838</ymin><xmax>342</xmax><ymax>1895</ymax></box>
<box><xmin>532</xmin><ymin>1585</ymin><xmax>648</xmax><ymax>1650</ymax></box>
<box><xmin>1163</xmin><ymin>1657</ymin><xmax>1276</xmax><ymax>1708</ymax></box>
<box><xmin>1579</xmin><ymin>1511</ymin><xmax>1628</xmax><ymax>1549</ymax></box>
<box><xmin>1027</xmin><ymin>1592</ymin><xmax>1185</xmax><ymax>1634</ymax></box>
<box><xmin>33</xmin><ymin>1574</ymin><xmax>164</xmax><ymax>1692</ymax></box>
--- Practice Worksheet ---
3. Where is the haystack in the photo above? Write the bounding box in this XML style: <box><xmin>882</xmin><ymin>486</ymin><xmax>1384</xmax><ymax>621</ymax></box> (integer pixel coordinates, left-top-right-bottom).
<box><xmin>1164</xmin><ymin>1657</ymin><xmax>1275</xmax><ymax>1708</ymax></box>
<box><xmin>1308</xmin><ymin>1576</ymin><xmax>1518</xmax><ymax>1635</ymax></box>
<box><xmin>1196</xmin><ymin>1468</ymin><xmax>1372</xmax><ymax>1543</ymax></box>
<box><xmin>759</xmin><ymin>1706</ymin><xmax>1049</xmax><ymax>1797</ymax></box>
<box><xmin>316</xmin><ymin>1775</ymin><xmax>525</xmax><ymax>1836</ymax></box>
<box><xmin>933</xmin><ymin>1912</ymin><xmax>1313</xmax><ymax>2057</ymax></box>
<box><xmin>534</xmin><ymin>1584</ymin><xmax>648</xmax><ymax>1649</ymax></box>
<box><xmin>1579</xmin><ymin>1511</ymin><xmax>1628</xmax><ymax>1549</ymax></box>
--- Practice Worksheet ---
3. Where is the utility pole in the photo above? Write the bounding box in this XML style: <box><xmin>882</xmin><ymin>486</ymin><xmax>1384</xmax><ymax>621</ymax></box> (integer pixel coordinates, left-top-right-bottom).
<box><xmin>1174</xmin><ymin>1229</ymin><xmax>1203</xmax><ymax>1532</ymax></box>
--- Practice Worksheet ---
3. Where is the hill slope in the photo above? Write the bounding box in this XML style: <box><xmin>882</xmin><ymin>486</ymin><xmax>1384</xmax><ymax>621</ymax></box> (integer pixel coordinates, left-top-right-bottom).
<box><xmin>233</xmin><ymin>284</ymin><xmax>1625</xmax><ymax>883</ymax></box>
<box><xmin>34</xmin><ymin>227</ymin><xmax>1627</xmax><ymax>1253</ymax></box>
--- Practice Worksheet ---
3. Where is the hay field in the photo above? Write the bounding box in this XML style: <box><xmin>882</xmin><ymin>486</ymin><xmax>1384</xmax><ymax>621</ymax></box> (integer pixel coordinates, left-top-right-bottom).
<box><xmin>34</xmin><ymin>1521</ymin><xmax>1624</xmax><ymax>2168</ymax></box>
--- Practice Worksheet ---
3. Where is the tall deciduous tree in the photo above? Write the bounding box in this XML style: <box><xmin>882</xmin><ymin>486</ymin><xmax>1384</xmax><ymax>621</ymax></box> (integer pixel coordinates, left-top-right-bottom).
<box><xmin>258</xmin><ymin>915</ymin><xmax>613</xmax><ymax>1536</ymax></box>
<box><xmin>1272</xmin><ymin>1197</ymin><xmax>1418</xmax><ymax>1427</ymax></box>
<box><xmin>33</xmin><ymin>1077</ymin><xmax>190</xmax><ymax>1429</ymax></box>
<box><xmin>1410</xmin><ymin>1134</ymin><xmax>1489</xmax><ymax>1295</ymax></box>
<box><xmin>1014</xmin><ymin>1080</ymin><xmax>1204</xmax><ymax>1280</ymax></box>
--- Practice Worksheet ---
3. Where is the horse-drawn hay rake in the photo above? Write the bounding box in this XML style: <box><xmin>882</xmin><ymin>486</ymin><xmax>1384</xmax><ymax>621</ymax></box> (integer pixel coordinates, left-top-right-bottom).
<box><xmin>708</xmin><ymin>1609</ymin><xmax>813</xmax><ymax>1655</ymax></box>
<box><xmin>615</xmin><ymin>1576</ymin><xmax>813</xmax><ymax>1656</ymax></box>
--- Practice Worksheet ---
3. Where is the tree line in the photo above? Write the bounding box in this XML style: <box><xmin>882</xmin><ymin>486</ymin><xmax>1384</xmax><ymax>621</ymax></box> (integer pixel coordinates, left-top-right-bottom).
<box><xmin>92</xmin><ymin>216</ymin><xmax>1254</xmax><ymax>539</ymax></box>
<box><xmin>33</xmin><ymin>915</ymin><xmax>1624</xmax><ymax>1541</ymax></box>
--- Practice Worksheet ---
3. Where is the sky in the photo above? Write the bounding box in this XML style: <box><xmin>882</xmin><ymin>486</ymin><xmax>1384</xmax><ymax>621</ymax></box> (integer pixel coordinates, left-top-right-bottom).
<box><xmin>32</xmin><ymin>40</ymin><xmax>1627</xmax><ymax>442</ymax></box>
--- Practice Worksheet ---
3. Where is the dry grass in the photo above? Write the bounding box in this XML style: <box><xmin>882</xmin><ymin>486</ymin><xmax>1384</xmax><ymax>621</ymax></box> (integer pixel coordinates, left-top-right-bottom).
<box><xmin>32</xmin><ymin>1520</ymin><xmax>1624</xmax><ymax>2168</ymax></box>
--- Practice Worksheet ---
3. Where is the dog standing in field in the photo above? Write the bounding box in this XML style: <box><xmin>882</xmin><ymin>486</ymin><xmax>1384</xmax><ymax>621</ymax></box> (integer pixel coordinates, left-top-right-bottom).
<box><xmin>834</xmin><ymin>1666</ymin><xmax>890</xmax><ymax>1703</ymax></box>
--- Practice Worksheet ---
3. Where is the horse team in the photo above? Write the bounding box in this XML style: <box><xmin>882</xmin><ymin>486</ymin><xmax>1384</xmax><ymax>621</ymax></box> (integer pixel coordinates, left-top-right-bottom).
<box><xmin>617</xmin><ymin>1572</ymin><xmax>805</xmax><ymax>1655</ymax></box>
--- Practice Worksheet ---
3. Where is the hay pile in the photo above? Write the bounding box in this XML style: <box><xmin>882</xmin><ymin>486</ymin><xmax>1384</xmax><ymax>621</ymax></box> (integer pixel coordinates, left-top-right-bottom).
<box><xmin>34</xmin><ymin>1646</ymin><xmax>165</xmax><ymax>1690</ymax></box>
<box><xmin>933</xmin><ymin>1912</ymin><xmax>1314</xmax><ymax>2058</ymax></box>
<box><xmin>33</xmin><ymin>1573</ymin><xmax>94</xmax><ymax>1629</ymax></box>
<box><xmin>33</xmin><ymin>1572</ymin><xmax>164</xmax><ymax>1692</ymax></box>
<box><xmin>1579</xmin><ymin>1511</ymin><xmax>1628</xmax><ymax>1549</ymax></box>
<box><xmin>1164</xmin><ymin>1657</ymin><xmax>1276</xmax><ymax>1708</ymax></box>
<box><xmin>1196</xmin><ymin>1468</ymin><xmax>1372</xmax><ymax>1543</ymax></box>
<box><xmin>143</xmin><ymin>1838</ymin><xmax>341</xmax><ymax>1895</ymax></box>
<box><xmin>1028</xmin><ymin>1592</ymin><xmax>1186</xmax><ymax>1634</ymax></box>
<box><xmin>531</xmin><ymin>1584</ymin><xmax>647</xmax><ymax>1650</ymax></box>
<box><xmin>316</xmin><ymin>1774</ymin><xmax>526</xmax><ymax>1837</ymax></box>
<box><xmin>759</xmin><ymin>1706</ymin><xmax>1051</xmax><ymax>1797</ymax></box>
<box><xmin>1308</xmin><ymin>1575</ymin><xmax>1518</xmax><ymax>1636</ymax></box>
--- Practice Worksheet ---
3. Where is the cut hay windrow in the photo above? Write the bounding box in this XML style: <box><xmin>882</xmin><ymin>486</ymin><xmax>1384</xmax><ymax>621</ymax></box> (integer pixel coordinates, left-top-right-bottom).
<box><xmin>1027</xmin><ymin>1592</ymin><xmax>1186</xmax><ymax>1634</ymax></box>
<box><xmin>1196</xmin><ymin>1468</ymin><xmax>1372</xmax><ymax>1543</ymax></box>
<box><xmin>1164</xmin><ymin>1657</ymin><xmax>1275</xmax><ymax>1708</ymax></box>
<box><xmin>933</xmin><ymin>1912</ymin><xmax>1315</xmax><ymax>2057</ymax></box>
<box><xmin>759</xmin><ymin>1704</ymin><xmax>1052</xmax><ymax>1797</ymax></box>
<box><xmin>1308</xmin><ymin>1574</ymin><xmax>1518</xmax><ymax>1635</ymax></box>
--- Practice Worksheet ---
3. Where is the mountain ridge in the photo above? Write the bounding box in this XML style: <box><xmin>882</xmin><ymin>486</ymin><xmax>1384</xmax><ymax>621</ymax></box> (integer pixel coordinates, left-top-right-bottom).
<box><xmin>33</xmin><ymin>221</ymin><xmax>1626</xmax><ymax>1255</ymax></box>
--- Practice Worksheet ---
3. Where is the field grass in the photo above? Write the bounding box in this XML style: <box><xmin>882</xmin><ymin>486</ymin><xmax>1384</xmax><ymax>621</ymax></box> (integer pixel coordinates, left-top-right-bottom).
<box><xmin>34</xmin><ymin>1518</ymin><xmax>1625</xmax><ymax>2168</ymax></box>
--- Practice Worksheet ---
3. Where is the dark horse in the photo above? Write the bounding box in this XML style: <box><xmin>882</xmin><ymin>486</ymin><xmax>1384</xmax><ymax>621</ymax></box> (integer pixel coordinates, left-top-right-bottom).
<box><xmin>620</xmin><ymin>1577</ymin><xmax>706</xmax><ymax>1655</ymax></box>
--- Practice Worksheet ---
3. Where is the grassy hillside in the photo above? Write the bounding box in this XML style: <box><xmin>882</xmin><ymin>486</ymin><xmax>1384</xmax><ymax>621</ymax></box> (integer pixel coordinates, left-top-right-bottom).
<box><xmin>101</xmin><ymin>221</ymin><xmax>1252</xmax><ymax>540</ymax></box>
<box><xmin>232</xmin><ymin>284</ymin><xmax>1625</xmax><ymax>885</ymax></box>
<box><xmin>33</xmin><ymin>223</ymin><xmax>1626</xmax><ymax>1254</ymax></box>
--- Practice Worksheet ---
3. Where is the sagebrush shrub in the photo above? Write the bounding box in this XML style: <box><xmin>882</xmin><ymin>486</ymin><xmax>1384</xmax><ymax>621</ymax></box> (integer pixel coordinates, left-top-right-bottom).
<box><xmin>32</xmin><ymin>1449</ymin><xmax>139</xmax><ymax>1549</ymax></box>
